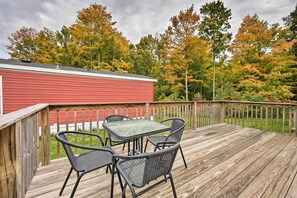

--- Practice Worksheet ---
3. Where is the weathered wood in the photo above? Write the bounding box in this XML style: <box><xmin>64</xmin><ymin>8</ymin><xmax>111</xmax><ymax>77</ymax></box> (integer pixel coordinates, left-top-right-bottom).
<box><xmin>212</xmin><ymin>135</ymin><xmax>291</xmax><ymax>198</ymax></box>
<box><xmin>41</xmin><ymin>107</ymin><xmax>50</xmax><ymax>166</ymax></box>
<box><xmin>238</xmin><ymin>137</ymin><xmax>297</xmax><ymax>197</ymax></box>
<box><xmin>0</xmin><ymin>104</ymin><xmax>48</xmax><ymax>131</ymax></box>
<box><xmin>193</xmin><ymin>102</ymin><xmax>197</xmax><ymax>130</ymax></box>
<box><xmin>0</xmin><ymin>125</ymin><xmax>17</xmax><ymax>198</ymax></box>
<box><xmin>145</xmin><ymin>103</ymin><xmax>150</xmax><ymax>120</ymax></box>
<box><xmin>262</xmin><ymin>142</ymin><xmax>297</xmax><ymax>198</ymax></box>
<box><xmin>25</xmin><ymin>124</ymin><xmax>297</xmax><ymax>198</ymax></box>
<box><xmin>56</xmin><ymin>110</ymin><xmax>60</xmax><ymax>158</ymax></box>
<box><xmin>220</xmin><ymin>102</ymin><xmax>225</xmax><ymax>123</ymax></box>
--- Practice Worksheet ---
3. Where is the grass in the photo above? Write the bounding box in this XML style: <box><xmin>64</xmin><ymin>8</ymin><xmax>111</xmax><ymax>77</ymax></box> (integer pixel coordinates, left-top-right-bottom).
<box><xmin>225</xmin><ymin>116</ymin><xmax>295</xmax><ymax>135</ymax></box>
<box><xmin>39</xmin><ymin>129</ymin><xmax>107</xmax><ymax>160</ymax></box>
<box><xmin>40</xmin><ymin>116</ymin><xmax>295</xmax><ymax>161</ymax></box>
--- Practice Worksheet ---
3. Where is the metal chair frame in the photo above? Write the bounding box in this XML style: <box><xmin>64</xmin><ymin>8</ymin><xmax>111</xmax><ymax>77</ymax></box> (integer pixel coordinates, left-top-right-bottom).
<box><xmin>144</xmin><ymin>118</ymin><xmax>188</xmax><ymax>168</ymax></box>
<box><xmin>104</xmin><ymin>114</ymin><xmax>132</xmax><ymax>150</ymax></box>
<box><xmin>55</xmin><ymin>131</ymin><xmax>115</xmax><ymax>198</ymax></box>
<box><xmin>113</xmin><ymin>143</ymin><xmax>180</xmax><ymax>198</ymax></box>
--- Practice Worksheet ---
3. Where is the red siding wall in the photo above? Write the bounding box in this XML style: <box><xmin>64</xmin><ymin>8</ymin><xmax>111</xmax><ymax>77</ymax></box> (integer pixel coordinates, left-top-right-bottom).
<box><xmin>0</xmin><ymin>69</ymin><xmax>154</xmax><ymax>114</ymax></box>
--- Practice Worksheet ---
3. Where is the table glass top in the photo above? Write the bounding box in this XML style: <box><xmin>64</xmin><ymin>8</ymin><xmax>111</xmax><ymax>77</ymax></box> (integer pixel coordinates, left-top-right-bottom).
<box><xmin>103</xmin><ymin>119</ymin><xmax>170</xmax><ymax>139</ymax></box>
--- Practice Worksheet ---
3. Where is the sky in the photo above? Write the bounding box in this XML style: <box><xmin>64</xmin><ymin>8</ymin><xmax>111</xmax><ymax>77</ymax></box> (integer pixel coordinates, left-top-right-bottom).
<box><xmin>0</xmin><ymin>0</ymin><xmax>295</xmax><ymax>59</ymax></box>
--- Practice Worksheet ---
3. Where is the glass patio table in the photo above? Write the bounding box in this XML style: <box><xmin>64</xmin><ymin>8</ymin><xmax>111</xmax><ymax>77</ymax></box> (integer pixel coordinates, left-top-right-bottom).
<box><xmin>102</xmin><ymin>119</ymin><xmax>171</xmax><ymax>154</ymax></box>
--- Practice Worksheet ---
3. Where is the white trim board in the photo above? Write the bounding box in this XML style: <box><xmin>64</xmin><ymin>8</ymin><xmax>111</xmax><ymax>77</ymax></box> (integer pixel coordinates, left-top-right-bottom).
<box><xmin>0</xmin><ymin>63</ymin><xmax>157</xmax><ymax>82</ymax></box>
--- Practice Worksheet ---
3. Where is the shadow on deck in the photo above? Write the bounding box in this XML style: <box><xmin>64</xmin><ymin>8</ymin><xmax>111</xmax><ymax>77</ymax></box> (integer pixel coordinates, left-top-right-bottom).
<box><xmin>25</xmin><ymin>123</ymin><xmax>297</xmax><ymax>198</ymax></box>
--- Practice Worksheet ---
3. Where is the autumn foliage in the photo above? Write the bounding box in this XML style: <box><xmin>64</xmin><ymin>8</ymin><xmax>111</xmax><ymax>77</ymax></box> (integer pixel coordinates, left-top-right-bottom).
<box><xmin>6</xmin><ymin>2</ymin><xmax>297</xmax><ymax>102</ymax></box>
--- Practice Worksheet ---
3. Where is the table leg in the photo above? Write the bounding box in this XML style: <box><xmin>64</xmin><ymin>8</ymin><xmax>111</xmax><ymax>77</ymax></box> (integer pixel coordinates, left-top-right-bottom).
<box><xmin>128</xmin><ymin>140</ymin><xmax>130</xmax><ymax>154</ymax></box>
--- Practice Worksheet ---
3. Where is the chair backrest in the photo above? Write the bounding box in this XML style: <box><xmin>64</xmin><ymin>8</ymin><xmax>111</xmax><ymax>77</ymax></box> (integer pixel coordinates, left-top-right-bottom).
<box><xmin>55</xmin><ymin>132</ymin><xmax>78</xmax><ymax>170</ymax></box>
<box><xmin>142</xmin><ymin>143</ymin><xmax>180</xmax><ymax>186</ymax></box>
<box><xmin>104</xmin><ymin>115</ymin><xmax>131</xmax><ymax>123</ymax></box>
<box><xmin>166</xmin><ymin>118</ymin><xmax>186</xmax><ymax>142</ymax></box>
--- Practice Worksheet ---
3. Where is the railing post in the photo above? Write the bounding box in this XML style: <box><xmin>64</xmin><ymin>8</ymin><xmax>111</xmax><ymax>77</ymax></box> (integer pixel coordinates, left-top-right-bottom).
<box><xmin>192</xmin><ymin>102</ymin><xmax>197</xmax><ymax>130</ymax></box>
<box><xmin>294</xmin><ymin>110</ymin><xmax>297</xmax><ymax>136</ymax></box>
<box><xmin>145</xmin><ymin>103</ymin><xmax>150</xmax><ymax>120</ymax></box>
<box><xmin>41</xmin><ymin>107</ymin><xmax>50</xmax><ymax>165</ymax></box>
<box><xmin>220</xmin><ymin>101</ymin><xmax>226</xmax><ymax>123</ymax></box>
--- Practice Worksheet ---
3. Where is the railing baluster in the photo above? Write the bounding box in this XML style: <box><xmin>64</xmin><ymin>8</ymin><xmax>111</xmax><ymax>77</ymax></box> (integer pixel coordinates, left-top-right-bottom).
<box><xmin>276</xmin><ymin>107</ymin><xmax>279</xmax><ymax>133</ymax></box>
<box><xmin>260</xmin><ymin>106</ymin><xmax>263</xmax><ymax>131</ymax></box>
<box><xmin>289</xmin><ymin>109</ymin><xmax>292</xmax><ymax>133</ymax></box>
<box><xmin>66</xmin><ymin>109</ymin><xmax>69</xmax><ymax>131</ymax></box>
<box><xmin>255</xmin><ymin>106</ymin><xmax>258</xmax><ymax>129</ymax></box>
<box><xmin>282</xmin><ymin>108</ymin><xmax>285</xmax><ymax>134</ymax></box>
<box><xmin>96</xmin><ymin>108</ymin><xmax>99</xmax><ymax>146</ymax></box>
<box><xmin>251</xmin><ymin>106</ymin><xmax>253</xmax><ymax>128</ymax></box>
<box><xmin>246</xmin><ymin>105</ymin><xmax>249</xmax><ymax>127</ymax></box>
<box><xmin>74</xmin><ymin>109</ymin><xmax>77</xmax><ymax>152</ymax></box>
<box><xmin>56</xmin><ymin>110</ymin><xmax>60</xmax><ymax>158</ymax></box>
<box><xmin>238</xmin><ymin>105</ymin><xmax>241</xmax><ymax>126</ymax></box>
<box><xmin>82</xmin><ymin>108</ymin><xmax>85</xmax><ymax>148</ymax></box>
<box><xmin>265</xmin><ymin>106</ymin><xmax>268</xmax><ymax>131</ymax></box>
<box><xmin>89</xmin><ymin>108</ymin><xmax>92</xmax><ymax>146</ymax></box>
<box><xmin>242</xmin><ymin>105</ymin><xmax>245</xmax><ymax>127</ymax></box>
<box><xmin>271</xmin><ymin>107</ymin><xmax>274</xmax><ymax>132</ymax></box>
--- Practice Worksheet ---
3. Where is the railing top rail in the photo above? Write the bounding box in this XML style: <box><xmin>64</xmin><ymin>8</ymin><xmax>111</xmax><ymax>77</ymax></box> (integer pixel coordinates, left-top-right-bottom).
<box><xmin>222</xmin><ymin>100</ymin><xmax>297</xmax><ymax>107</ymax></box>
<box><xmin>49</xmin><ymin>101</ymin><xmax>223</xmax><ymax>110</ymax></box>
<box><xmin>0</xmin><ymin>103</ymin><xmax>49</xmax><ymax>131</ymax></box>
<box><xmin>49</xmin><ymin>102</ymin><xmax>149</xmax><ymax>110</ymax></box>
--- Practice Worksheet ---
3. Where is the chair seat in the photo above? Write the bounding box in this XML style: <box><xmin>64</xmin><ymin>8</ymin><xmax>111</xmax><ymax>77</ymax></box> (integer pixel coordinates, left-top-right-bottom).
<box><xmin>147</xmin><ymin>136</ymin><xmax>177</xmax><ymax>146</ymax></box>
<box><xmin>117</xmin><ymin>158</ymin><xmax>146</xmax><ymax>188</ymax></box>
<box><xmin>76</xmin><ymin>149</ymin><xmax>113</xmax><ymax>172</ymax></box>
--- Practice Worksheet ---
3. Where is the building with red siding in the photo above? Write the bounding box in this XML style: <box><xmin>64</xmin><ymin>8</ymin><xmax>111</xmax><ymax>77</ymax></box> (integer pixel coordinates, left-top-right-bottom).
<box><xmin>0</xmin><ymin>59</ymin><xmax>156</xmax><ymax>116</ymax></box>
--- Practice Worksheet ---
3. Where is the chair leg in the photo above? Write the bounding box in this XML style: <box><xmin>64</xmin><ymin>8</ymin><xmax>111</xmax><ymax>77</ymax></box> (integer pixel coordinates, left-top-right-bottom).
<box><xmin>59</xmin><ymin>168</ymin><xmax>73</xmax><ymax>196</ymax></box>
<box><xmin>127</xmin><ymin>183</ymin><xmax>137</xmax><ymax>198</ymax></box>
<box><xmin>117</xmin><ymin>169</ymin><xmax>124</xmax><ymax>190</ymax></box>
<box><xmin>70</xmin><ymin>173</ymin><xmax>84</xmax><ymax>198</ymax></box>
<box><xmin>169</xmin><ymin>173</ymin><xmax>177</xmax><ymax>198</ymax></box>
<box><xmin>144</xmin><ymin>139</ymin><xmax>148</xmax><ymax>152</ymax></box>
<box><xmin>122</xmin><ymin>183</ymin><xmax>127</xmax><ymax>198</ymax></box>
<box><xmin>111</xmin><ymin>164</ymin><xmax>115</xmax><ymax>198</ymax></box>
<box><xmin>122</xmin><ymin>142</ymin><xmax>126</xmax><ymax>151</ymax></box>
<box><xmin>179</xmin><ymin>146</ymin><xmax>187</xmax><ymax>168</ymax></box>
<box><xmin>105</xmin><ymin>138</ymin><xmax>108</xmax><ymax>146</ymax></box>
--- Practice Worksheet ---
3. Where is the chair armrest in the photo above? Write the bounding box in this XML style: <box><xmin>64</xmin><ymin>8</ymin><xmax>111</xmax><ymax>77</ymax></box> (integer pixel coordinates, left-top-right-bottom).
<box><xmin>55</xmin><ymin>131</ymin><xmax>113</xmax><ymax>154</ymax></box>
<box><xmin>156</xmin><ymin>141</ymin><xmax>177</xmax><ymax>149</ymax></box>
<box><xmin>113</xmin><ymin>153</ymin><xmax>149</xmax><ymax>161</ymax></box>
<box><xmin>62</xmin><ymin>131</ymin><xmax>105</xmax><ymax>146</ymax></box>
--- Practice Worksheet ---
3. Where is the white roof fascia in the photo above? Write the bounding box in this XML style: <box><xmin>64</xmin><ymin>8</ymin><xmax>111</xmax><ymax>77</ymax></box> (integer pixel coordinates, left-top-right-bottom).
<box><xmin>0</xmin><ymin>63</ymin><xmax>157</xmax><ymax>82</ymax></box>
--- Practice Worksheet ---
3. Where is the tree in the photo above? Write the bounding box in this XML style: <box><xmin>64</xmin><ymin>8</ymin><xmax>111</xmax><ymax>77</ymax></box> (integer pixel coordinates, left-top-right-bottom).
<box><xmin>230</xmin><ymin>15</ymin><xmax>296</xmax><ymax>102</ymax></box>
<box><xmin>6</xmin><ymin>27</ymin><xmax>37</xmax><ymax>60</ymax></box>
<box><xmin>55</xmin><ymin>26</ymin><xmax>72</xmax><ymax>66</ymax></box>
<box><xmin>199</xmin><ymin>0</ymin><xmax>232</xmax><ymax>100</ymax></box>
<box><xmin>283</xmin><ymin>4</ymin><xmax>297</xmax><ymax>100</ymax></box>
<box><xmin>283</xmin><ymin>3</ymin><xmax>297</xmax><ymax>56</ymax></box>
<box><xmin>130</xmin><ymin>35</ymin><xmax>159</xmax><ymax>76</ymax></box>
<box><xmin>34</xmin><ymin>27</ymin><xmax>58</xmax><ymax>64</ymax></box>
<box><xmin>160</xmin><ymin>5</ymin><xmax>211</xmax><ymax>101</ymax></box>
<box><xmin>70</xmin><ymin>3</ymin><xmax>130</xmax><ymax>72</ymax></box>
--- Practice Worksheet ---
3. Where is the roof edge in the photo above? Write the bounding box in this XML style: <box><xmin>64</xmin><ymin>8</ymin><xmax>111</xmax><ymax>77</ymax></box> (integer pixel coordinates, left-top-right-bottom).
<box><xmin>0</xmin><ymin>63</ymin><xmax>157</xmax><ymax>82</ymax></box>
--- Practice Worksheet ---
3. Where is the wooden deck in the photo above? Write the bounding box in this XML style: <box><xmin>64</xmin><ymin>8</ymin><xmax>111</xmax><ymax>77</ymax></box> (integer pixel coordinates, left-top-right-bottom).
<box><xmin>25</xmin><ymin>124</ymin><xmax>297</xmax><ymax>198</ymax></box>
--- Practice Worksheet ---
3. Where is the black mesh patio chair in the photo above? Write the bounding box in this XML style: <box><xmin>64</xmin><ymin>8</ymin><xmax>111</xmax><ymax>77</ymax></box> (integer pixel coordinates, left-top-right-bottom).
<box><xmin>144</xmin><ymin>118</ymin><xmax>187</xmax><ymax>168</ymax></box>
<box><xmin>104</xmin><ymin>115</ymin><xmax>131</xmax><ymax>150</ymax></box>
<box><xmin>55</xmin><ymin>131</ymin><xmax>115</xmax><ymax>198</ymax></box>
<box><xmin>113</xmin><ymin>143</ymin><xmax>180</xmax><ymax>198</ymax></box>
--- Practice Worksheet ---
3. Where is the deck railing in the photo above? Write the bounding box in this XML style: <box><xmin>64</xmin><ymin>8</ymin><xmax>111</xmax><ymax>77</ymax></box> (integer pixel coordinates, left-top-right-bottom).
<box><xmin>224</xmin><ymin>101</ymin><xmax>297</xmax><ymax>134</ymax></box>
<box><xmin>0</xmin><ymin>100</ymin><xmax>296</xmax><ymax>197</ymax></box>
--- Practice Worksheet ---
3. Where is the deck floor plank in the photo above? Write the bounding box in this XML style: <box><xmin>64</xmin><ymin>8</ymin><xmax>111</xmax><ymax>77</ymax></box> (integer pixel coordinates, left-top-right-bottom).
<box><xmin>25</xmin><ymin>124</ymin><xmax>297</xmax><ymax>198</ymax></box>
